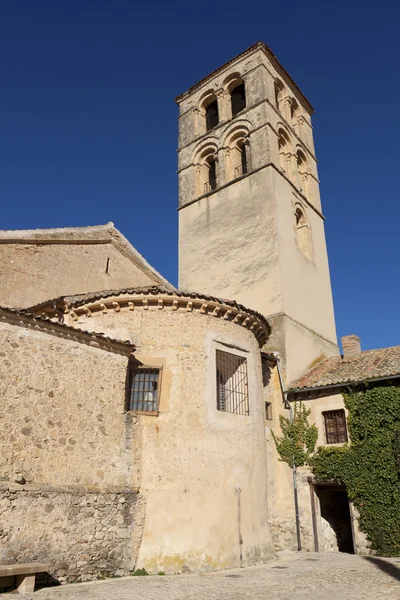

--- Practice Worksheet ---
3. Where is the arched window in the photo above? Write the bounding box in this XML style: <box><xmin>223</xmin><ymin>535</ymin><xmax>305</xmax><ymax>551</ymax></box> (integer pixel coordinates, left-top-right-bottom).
<box><xmin>296</xmin><ymin>149</ymin><xmax>310</xmax><ymax>196</ymax></box>
<box><xmin>205</xmin><ymin>99</ymin><xmax>219</xmax><ymax>131</ymax></box>
<box><xmin>223</xmin><ymin>127</ymin><xmax>250</xmax><ymax>181</ymax></box>
<box><xmin>207</xmin><ymin>157</ymin><xmax>217</xmax><ymax>191</ymax></box>
<box><xmin>296</xmin><ymin>149</ymin><xmax>307</xmax><ymax>171</ymax></box>
<box><xmin>193</xmin><ymin>142</ymin><xmax>219</xmax><ymax>197</ymax></box>
<box><xmin>274</xmin><ymin>79</ymin><xmax>285</xmax><ymax>112</ymax></box>
<box><xmin>239</xmin><ymin>140</ymin><xmax>248</xmax><ymax>176</ymax></box>
<box><xmin>278</xmin><ymin>128</ymin><xmax>290</xmax><ymax>175</ymax></box>
<box><xmin>231</xmin><ymin>83</ymin><xmax>246</xmax><ymax>117</ymax></box>
<box><xmin>295</xmin><ymin>207</ymin><xmax>312</xmax><ymax>259</ymax></box>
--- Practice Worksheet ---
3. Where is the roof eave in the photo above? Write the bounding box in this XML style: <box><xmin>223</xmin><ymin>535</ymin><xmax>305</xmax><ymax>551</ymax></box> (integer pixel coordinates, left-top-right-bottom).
<box><xmin>175</xmin><ymin>41</ymin><xmax>314</xmax><ymax>115</ymax></box>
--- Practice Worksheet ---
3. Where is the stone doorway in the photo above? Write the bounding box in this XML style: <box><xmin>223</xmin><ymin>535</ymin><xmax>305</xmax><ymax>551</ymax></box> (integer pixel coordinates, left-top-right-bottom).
<box><xmin>311</xmin><ymin>483</ymin><xmax>355</xmax><ymax>554</ymax></box>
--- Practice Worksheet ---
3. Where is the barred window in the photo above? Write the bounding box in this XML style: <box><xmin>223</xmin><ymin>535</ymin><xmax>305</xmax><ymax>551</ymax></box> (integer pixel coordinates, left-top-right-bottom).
<box><xmin>216</xmin><ymin>349</ymin><xmax>249</xmax><ymax>415</ymax></box>
<box><xmin>127</xmin><ymin>367</ymin><xmax>160</xmax><ymax>413</ymax></box>
<box><xmin>323</xmin><ymin>409</ymin><xmax>348</xmax><ymax>444</ymax></box>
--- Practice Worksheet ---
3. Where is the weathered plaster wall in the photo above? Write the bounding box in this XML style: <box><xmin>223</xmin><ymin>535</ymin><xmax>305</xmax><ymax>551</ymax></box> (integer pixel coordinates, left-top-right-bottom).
<box><xmin>179</xmin><ymin>168</ymin><xmax>282</xmax><ymax>317</ymax></box>
<box><xmin>0</xmin><ymin>242</ymin><xmax>157</xmax><ymax>309</ymax></box>
<box><xmin>68</xmin><ymin>304</ymin><xmax>274</xmax><ymax>573</ymax></box>
<box><xmin>0</xmin><ymin>320</ymin><xmax>143</xmax><ymax>581</ymax></box>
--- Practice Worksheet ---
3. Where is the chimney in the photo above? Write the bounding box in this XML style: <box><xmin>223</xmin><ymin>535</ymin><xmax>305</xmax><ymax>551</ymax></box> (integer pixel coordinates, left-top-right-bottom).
<box><xmin>341</xmin><ymin>334</ymin><xmax>361</xmax><ymax>358</ymax></box>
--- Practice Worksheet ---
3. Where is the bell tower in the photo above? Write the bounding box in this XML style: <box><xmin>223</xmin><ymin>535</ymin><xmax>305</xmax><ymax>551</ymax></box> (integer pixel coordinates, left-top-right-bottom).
<box><xmin>176</xmin><ymin>42</ymin><xmax>338</xmax><ymax>380</ymax></box>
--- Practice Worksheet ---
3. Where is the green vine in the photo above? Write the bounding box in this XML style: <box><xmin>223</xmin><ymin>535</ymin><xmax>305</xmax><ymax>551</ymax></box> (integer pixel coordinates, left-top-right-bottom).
<box><xmin>272</xmin><ymin>401</ymin><xmax>318</xmax><ymax>467</ymax></box>
<box><xmin>311</xmin><ymin>386</ymin><xmax>400</xmax><ymax>556</ymax></box>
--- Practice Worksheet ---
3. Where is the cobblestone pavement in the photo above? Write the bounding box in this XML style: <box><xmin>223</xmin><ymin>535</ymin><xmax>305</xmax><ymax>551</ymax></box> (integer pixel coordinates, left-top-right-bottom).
<box><xmin>8</xmin><ymin>552</ymin><xmax>400</xmax><ymax>600</ymax></box>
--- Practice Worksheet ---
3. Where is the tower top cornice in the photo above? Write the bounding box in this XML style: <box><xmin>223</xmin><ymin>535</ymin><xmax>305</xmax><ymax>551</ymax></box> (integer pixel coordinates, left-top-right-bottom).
<box><xmin>174</xmin><ymin>41</ymin><xmax>314</xmax><ymax>115</ymax></box>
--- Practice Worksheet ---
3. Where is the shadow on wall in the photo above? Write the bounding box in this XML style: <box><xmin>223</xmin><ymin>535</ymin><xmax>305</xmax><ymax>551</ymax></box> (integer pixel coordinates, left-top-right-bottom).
<box><xmin>363</xmin><ymin>556</ymin><xmax>400</xmax><ymax>582</ymax></box>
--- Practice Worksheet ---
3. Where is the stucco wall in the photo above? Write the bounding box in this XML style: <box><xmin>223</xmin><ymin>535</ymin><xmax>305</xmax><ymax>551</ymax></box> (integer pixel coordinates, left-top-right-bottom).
<box><xmin>68</xmin><ymin>304</ymin><xmax>274</xmax><ymax>573</ymax></box>
<box><xmin>0</xmin><ymin>241</ymin><xmax>158</xmax><ymax>309</ymax></box>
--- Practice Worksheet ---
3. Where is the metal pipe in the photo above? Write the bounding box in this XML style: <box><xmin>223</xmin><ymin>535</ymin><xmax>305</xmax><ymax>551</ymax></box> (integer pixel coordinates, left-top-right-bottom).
<box><xmin>272</xmin><ymin>352</ymin><xmax>302</xmax><ymax>551</ymax></box>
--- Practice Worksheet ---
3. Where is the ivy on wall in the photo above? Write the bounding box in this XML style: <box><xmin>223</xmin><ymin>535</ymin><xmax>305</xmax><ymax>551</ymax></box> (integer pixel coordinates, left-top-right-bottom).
<box><xmin>272</xmin><ymin>402</ymin><xmax>318</xmax><ymax>468</ymax></box>
<box><xmin>311</xmin><ymin>385</ymin><xmax>400</xmax><ymax>556</ymax></box>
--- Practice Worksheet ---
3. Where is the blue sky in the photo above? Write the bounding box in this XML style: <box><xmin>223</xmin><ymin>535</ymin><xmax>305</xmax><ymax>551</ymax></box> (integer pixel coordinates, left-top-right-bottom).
<box><xmin>1</xmin><ymin>1</ymin><xmax>398</xmax><ymax>351</ymax></box>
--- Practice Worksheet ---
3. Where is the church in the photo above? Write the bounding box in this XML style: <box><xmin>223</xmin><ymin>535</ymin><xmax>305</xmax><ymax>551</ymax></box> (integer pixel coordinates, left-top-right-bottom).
<box><xmin>1</xmin><ymin>41</ymin><xmax>397</xmax><ymax>583</ymax></box>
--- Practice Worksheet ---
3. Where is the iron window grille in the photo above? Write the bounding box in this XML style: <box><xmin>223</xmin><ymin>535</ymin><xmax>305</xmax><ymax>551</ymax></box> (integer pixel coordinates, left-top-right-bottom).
<box><xmin>216</xmin><ymin>349</ymin><xmax>249</xmax><ymax>415</ymax></box>
<box><xmin>127</xmin><ymin>366</ymin><xmax>161</xmax><ymax>414</ymax></box>
<box><xmin>323</xmin><ymin>409</ymin><xmax>348</xmax><ymax>444</ymax></box>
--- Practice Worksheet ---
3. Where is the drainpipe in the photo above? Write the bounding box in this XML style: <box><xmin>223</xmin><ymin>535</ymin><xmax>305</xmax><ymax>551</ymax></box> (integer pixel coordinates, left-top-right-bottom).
<box><xmin>272</xmin><ymin>352</ymin><xmax>302</xmax><ymax>551</ymax></box>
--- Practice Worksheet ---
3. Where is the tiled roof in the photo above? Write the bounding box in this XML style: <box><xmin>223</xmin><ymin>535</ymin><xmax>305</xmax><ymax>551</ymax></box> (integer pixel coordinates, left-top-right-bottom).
<box><xmin>27</xmin><ymin>285</ymin><xmax>271</xmax><ymax>347</ymax></box>
<box><xmin>29</xmin><ymin>285</ymin><xmax>270</xmax><ymax>330</ymax></box>
<box><xmin>0</xmin><ymin>305</ymin><xmax>135</xmax><ymax>355</ymax></box>
<box><xmin>289</xmin><ymin>345</ymin><xmax>400</xmax><ymax>392</ymax></box>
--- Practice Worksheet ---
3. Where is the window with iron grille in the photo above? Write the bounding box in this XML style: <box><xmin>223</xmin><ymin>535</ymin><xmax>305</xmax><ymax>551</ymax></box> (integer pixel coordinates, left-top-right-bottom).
<box><xmin>323</xmin><ymin>409</ymin><xmax>348</xmax><ymax>444</ymax></box>
<box><xmin>127</xmin><ymin>367</ymin><xmax>161</xmax><ymax>413</ymax></box>
<box><xmin>216</xmin><ymin>349</ymin><xmax>249</xmax><ymax>415</ymax></box>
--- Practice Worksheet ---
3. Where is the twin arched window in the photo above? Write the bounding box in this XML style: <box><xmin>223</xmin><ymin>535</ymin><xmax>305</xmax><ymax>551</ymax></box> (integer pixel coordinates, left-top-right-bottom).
<box><xmin>200</xmin><ymin>78</ymin><xmax>246</xmax><ymax>134</ymax></box>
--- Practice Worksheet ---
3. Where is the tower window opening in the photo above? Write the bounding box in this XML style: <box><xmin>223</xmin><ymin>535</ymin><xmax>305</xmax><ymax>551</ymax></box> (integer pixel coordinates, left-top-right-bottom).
<box><xmin>205</xmin><ymin>100</ymin><xmax>219</xmax><ymax>131</ymax></box>
<box><xmin>208</xmin><ymin>158</ymin><xmax>216</xmax><ymax>190</ymax></box>
<box><xmin>204</xmin><ymin>157</ymin><xmax>217</xmax><ymax>193</ymax></box>
<box><xmin>231</xmin><ymin>83</ymin><xmax>246</xmax><ymax>117</ymax></box>
<box><xmin>295</xmin><ymin>206</ymin><xmax>312</xmax><ymax>259</ymax></box>
<box><xmin>234</xmin><ymin>140</ymin><xmax>248</xmax><ymax>178</ymax></box>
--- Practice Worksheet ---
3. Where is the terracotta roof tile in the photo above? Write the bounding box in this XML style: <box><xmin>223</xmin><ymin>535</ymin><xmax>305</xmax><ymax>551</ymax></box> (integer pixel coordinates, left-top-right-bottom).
<box><xmin>289</xmin><ymin>345</ymin><xmax>400</xmax><ymax>391</ymax></box>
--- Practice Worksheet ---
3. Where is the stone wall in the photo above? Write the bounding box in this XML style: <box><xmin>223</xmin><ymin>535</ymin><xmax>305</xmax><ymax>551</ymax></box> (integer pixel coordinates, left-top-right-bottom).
<box><xmin>0</xmin><ymin>318</ymin><xmax>143</xmax><ymax>581</ymax></box>
<box><xmin>0</xmin><ymin>484</ymin><xmax>145</xmax><ymax>583</ymax></box>
<box><xmin>0</xmin><ymin>321</ymin><xmax>138</xmax><ymax>488</ymax></box>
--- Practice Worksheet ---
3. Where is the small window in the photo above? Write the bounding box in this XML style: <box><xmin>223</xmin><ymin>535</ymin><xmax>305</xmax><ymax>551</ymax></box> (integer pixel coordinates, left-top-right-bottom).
<box><xmin>323</xmin><ymin>410</ymin><xmax>348</xmax><ymax>444</ymax></box>
<box><xmin>265</xmin><ymin>401</ymin><xmax>272</xmax><ymax>420</ymax></box>
<box><xmin>231</xmin><ymin>83</ymin><xmax>246</xmax><ymax>116</ymax></box>
<box><xmin>127</xmin><ymin>367</ymin><xmax>160</xmax><ymax>413</ymax></box>
<box><xmin>208</xmin><ymin>158</ymin><xmax>217</xmax><ymax>191</ymax></box>
<box><xmin>216</xmin><ymin>349</ymin><xmax>249</xmax><ymax>415</ymax></box>
<box><xmin>205</xmin><ymin>100</ymin><xmax>219</xmax><ymax>130</ymax></box>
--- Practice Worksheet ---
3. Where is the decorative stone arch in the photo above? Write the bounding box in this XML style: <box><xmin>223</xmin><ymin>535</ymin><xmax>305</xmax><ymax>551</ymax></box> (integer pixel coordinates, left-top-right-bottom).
<box><xmin>294</xmin><ymin>202</ymin><xmax>312</xmax><ymax>259</ymax></box>
<box><xmin>222</xmin><ymin>72</ymin><xmax>246</xmax><ymax>119</ymax></box>
<box><xmin>192</xmin><ymin>139</ymin><xmax>219</xmax><ymax>196</ymax></box>
<box><xmin>222</xmin><ymin>122</ymin><xmax>251</xmax><ymax>181</ymax></box>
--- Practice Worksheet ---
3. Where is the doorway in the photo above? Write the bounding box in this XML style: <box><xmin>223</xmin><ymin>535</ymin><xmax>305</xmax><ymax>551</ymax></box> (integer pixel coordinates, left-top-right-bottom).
<box><xmin>312</xmin><ymin>483</ymin><xmax>355</xmax><ymax>554</ymax></box>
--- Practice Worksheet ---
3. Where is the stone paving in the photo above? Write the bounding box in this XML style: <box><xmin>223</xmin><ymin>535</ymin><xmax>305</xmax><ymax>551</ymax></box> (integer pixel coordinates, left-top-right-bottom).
<box><xmin>6</xmin><ymin>552</ymin><xmax>400</xmax><ymax>600</ymax></box>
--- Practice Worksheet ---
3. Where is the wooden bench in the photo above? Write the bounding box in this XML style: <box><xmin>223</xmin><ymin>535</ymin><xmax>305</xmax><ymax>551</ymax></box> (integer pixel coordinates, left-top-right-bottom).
<box><xmin>0</xmin><ymin>563</ymin><xmax>49</xmax><ymax>594</ymax></box>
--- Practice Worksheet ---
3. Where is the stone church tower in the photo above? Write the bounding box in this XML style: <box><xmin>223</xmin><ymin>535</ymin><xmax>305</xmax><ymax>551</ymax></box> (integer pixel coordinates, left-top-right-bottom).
<box><xmin>176</xmin><ymin>42</ymin><xmax>338</xmax><ymax>380</ymax></box>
